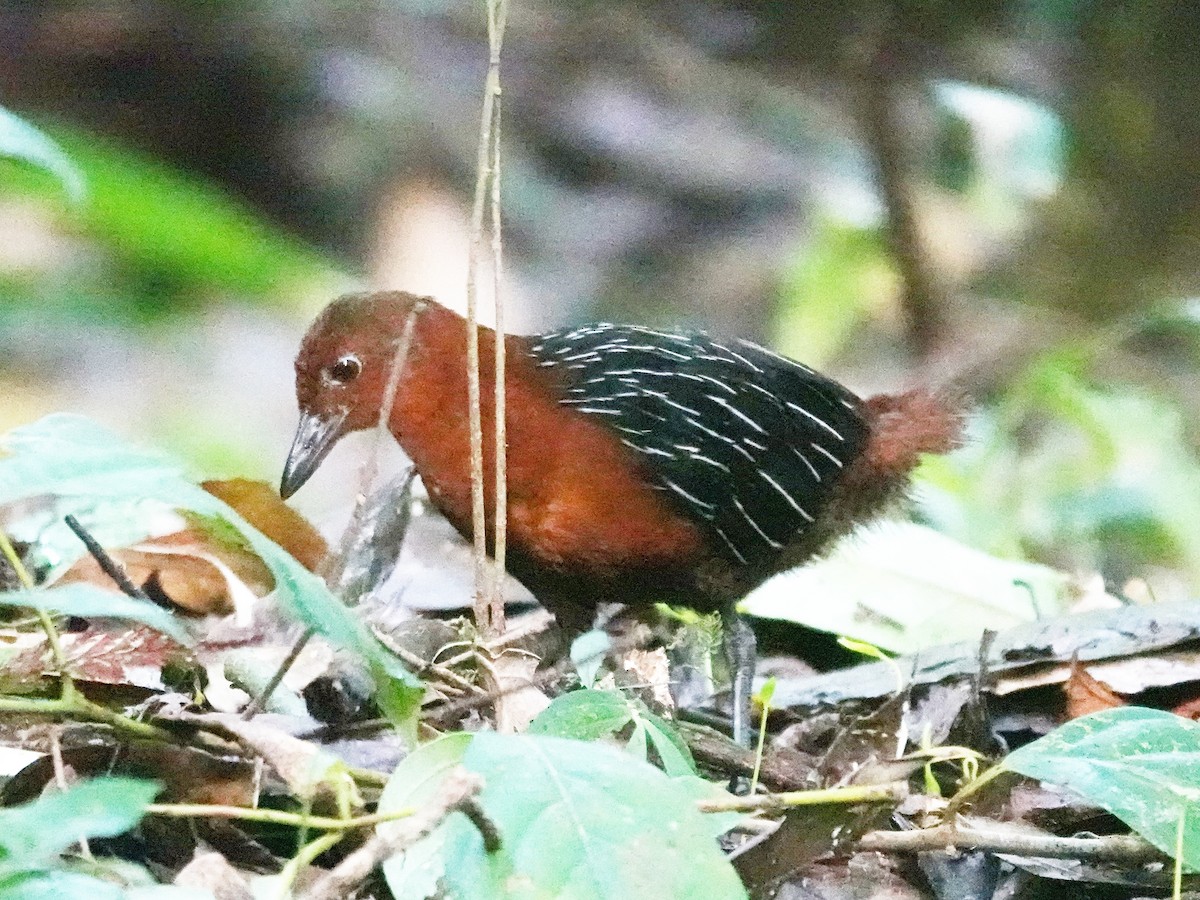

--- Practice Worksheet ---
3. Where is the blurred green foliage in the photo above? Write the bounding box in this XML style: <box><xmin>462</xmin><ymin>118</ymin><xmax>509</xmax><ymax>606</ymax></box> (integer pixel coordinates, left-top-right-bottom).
<box><xmin>0</xmin><ymin>117</ymin><xmax>347</xmax><ymax>328</ymax></box>
<box><xmin>921</xmin><ymin>352</ymin><xmax>1200</xmax><ymax>592</ymax></box>
<box><xmin>775</xmin><ymin>221</ymin><xmax>896</xmax><ymax>368</ymax></box>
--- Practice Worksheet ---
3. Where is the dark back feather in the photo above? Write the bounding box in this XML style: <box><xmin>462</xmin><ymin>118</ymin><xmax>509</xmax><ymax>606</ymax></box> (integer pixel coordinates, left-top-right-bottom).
<box><xmin>528</xmin><ymin>324</ymin><xmax>870</xmax><ymax>565</ymax></box>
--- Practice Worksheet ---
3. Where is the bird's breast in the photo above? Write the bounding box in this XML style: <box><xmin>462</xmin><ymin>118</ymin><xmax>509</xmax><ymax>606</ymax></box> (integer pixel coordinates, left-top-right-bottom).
<box><xmin>391</xmin><ymin>347</ymin><xmax>708</xmax><ymax>577</ymax></box>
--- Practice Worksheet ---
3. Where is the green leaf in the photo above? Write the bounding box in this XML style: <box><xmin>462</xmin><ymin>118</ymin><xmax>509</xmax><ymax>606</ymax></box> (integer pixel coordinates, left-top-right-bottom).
<box><xmin>570</xmin><ymin>630</ymin><xmax>611</xmax><ymax>689</ymax></box>
<box><xmin>447</xmin><ymin>733</ymin><xmax>745</xmax><ymax>900</ymax></box>
<box><xmin>445</xmin><ymin>734</ymin><xmax>744</xmax><ymax>899</ymax></box>
<box><xmin>0</xmin><ymin>120</ymin><xmax>343</xmax><ymax>308</ymax></box>
<box><xmin>530</xmin><ymin>690</ymin><xmax>638</xmax><ymax>742</ymax></box>
<box><xmin>378</xmin><ymin>733</ymin><xmax>474</xmax><ymax>899</ymax></box>
<box><xmin>0</xmin><ymin>776</ymin><xmax>158</xmax><ymax>867</ymax></box>
<box><xmin>1004</xmin><ymin>707</ymin><xmax>1200</xmax><ymax>871</ymax></box>
<box><xmin>0</xmin><ymin>869</ymin><xmax>205</xmax><ymax>900</ymax></box>
<box><xmin>0</xmin><ymin>415</ymin><xmax>422</xmax><ymax>731</ymax></box>
<box><xmin>529</xmin><ymin>689</ymin><xmax>697</xmax><ymax>777</ymax></box>
<box><xmin>0</xmin><ymin>871</ymin><xmax>124</xmax><ymax>900</ymax></box>
<box><xmin>0</xmin><ymin>107</ymin><xmax>84</xmax><ymax>203</ymax></box>
<box><xmin>0</xmin><ymin>584</ymin><xmax>190</xmax><ymax>644</ymax></box>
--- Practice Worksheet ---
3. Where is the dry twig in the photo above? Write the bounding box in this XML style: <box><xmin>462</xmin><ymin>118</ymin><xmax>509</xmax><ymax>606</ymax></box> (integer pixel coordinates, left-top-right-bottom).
<box><xmin>299</xmin><ymin>767</ymin><xmax>488</xmax><ymax>900</ymax></box>
<box><xmin>855</xmin><ymin>824</ymin><xmax>1168</xmax><ymax>864</ymax></box>
<box><xmin>466</xmin><ymin>0</ymin><xmax>509</xmax><ymax>640</ymax></box>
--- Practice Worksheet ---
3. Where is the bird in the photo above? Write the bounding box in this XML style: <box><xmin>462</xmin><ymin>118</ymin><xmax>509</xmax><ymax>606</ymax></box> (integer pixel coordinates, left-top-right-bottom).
<box><xmin>281</xmin><ymin>291</ymin><xmax>963</xmax><ymax>746</ymax></box>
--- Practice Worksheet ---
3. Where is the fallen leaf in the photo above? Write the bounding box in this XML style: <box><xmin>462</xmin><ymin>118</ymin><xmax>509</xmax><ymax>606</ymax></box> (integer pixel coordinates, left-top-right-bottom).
<box><xmin>621</xmin><ymin>647</ymin><xmax>674</xmax><ymax>710</ymax></box>
<box><xmin>3</xmin><ymin>625</ymin><xmax>189</xmax><ymax>690</ymax></box>
<box><xmin>488</xmin><ymin>650</ymin><xmax>549</xmax><ymax>734</ymax></box>
<box><xmin>1064</xmin><ymin>656</ymin><xmax>1125</xmax><ymax>719</ymax></box>
<box><xmin>56</xmin><ymin>479</ymin><xmax>327</xmax><ymax>620</ymax></box>
<box><xmin>202</xmin><ymin>478</ymin><xmax>326</xmax><ymax>573</ymax></box>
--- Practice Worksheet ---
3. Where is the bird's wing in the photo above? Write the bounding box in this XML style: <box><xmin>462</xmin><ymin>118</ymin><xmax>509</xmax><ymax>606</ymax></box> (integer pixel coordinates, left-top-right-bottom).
<box><xmin>527</xmin><ymin>324</ymin><xmax>870</xmax><ymax>565</ymax></box>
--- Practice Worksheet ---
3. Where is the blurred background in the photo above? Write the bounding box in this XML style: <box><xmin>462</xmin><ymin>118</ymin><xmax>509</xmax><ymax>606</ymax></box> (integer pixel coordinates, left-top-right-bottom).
<box><xmin>2</xmin><ymin>0</ymin><xmax>1200</xmax><ymax>614</ymax></box>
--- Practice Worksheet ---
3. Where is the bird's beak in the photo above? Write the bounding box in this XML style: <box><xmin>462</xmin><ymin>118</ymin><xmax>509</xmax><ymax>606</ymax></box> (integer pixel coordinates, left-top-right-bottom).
<box><xmin>280</xmin><ymin>408</ymin><xmax>348</xmax><ymax>499</ymax></box>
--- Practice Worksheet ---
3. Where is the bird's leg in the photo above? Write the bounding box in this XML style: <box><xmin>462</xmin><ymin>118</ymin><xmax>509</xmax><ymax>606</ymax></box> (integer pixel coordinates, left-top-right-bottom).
<box><xmin>721</xmin><ymin>608</ymin><xmax>757</xmax><ymax>748</ymax></box>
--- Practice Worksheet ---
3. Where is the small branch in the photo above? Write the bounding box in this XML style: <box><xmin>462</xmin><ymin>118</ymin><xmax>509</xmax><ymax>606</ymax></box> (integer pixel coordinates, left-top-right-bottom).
<box><xmin>145</xmin><ymin>802</ymin><xmax>416</xmax><ymax>832</ymax></box>
<box><xmin>384</xmin><ymin>640</ymin><xmax>489</xmax><ymax>698</ymax></box>
<box><xmin>299</xmin><ymin>768</ymin><xmax>486</xmax><ymax>900</ymax></box>
<box><xmin>698</xmin><ymin>782</ymin><xmax>907</xmax><ymax>815</ymax></box>
<box><xmin>63</xmin><ymin>514</ymin><xmax>151</xmax><ymax>602</ymax></box>
<box><xmin>855</xmin><ymin>825</ymin><xmax>1169</xmax><ymax>864</ymax></box>
<box><xmin>466</xmin><ymin>0</ymin><xmax>509</xmax><ymax>640</ymax></box>
<box><xmin>850</xmin><ymin>12</ymin><xmax>946</xmax><ymax>357</ymax></box>
<box><xmin>675</xmin><ymin>721</ymin><xmax>819</xmax><ymax>792</ymax></box>
<box><xmin>489</xmin><ymin>13</ymin><xmax>509</xmax><ymax>638</ymax></box>
<box><xmin>241</xmin><ymin>630</ymin><xmax>312</xmax><ymax>720</ymax></box>
<box><xmin>0</xmin><ymin>693</ymin><xmax>169</xmax><ymax>741</ymax></box>
<box><xmin>459</xmin><ymin>795</ymin><xmax>503</xmax><ymax>854</ymax></box>
<box><xmin>0</xmin><ymin>529</ymin><xmax>75</xmax><ymax>699</ymax></box>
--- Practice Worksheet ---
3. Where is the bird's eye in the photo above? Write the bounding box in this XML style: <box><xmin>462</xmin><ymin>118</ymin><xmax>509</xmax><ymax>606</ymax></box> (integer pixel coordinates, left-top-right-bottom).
<box><xmin>327</xmin><ymin>354</ymin><xmax>362</xmax><ymax>384</ymax></box>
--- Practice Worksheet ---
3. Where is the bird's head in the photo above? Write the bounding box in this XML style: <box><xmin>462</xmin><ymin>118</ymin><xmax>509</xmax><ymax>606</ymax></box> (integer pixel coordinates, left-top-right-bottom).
<box><xmin>280</xmin><ymin>291</ymin><xmax>430</xmax><ymax>499</ymax></box>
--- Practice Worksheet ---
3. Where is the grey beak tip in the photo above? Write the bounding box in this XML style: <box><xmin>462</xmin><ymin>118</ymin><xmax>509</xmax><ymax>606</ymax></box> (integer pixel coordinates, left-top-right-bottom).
<box><xmin>280</xmin><ymin>409</ymin><xmax>347</xmax><ymax>501</ymax></box>
<box><xmin>279</xmin><ymin>476</ymin><xmax>297</xmax><ymax>501</ymax></box>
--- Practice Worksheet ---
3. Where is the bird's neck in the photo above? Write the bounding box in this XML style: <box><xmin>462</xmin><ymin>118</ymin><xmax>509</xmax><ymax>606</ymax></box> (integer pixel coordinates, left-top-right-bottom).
<box><xmin>389</xmin><ymin>303</ymin><xmax>522</xmax><ymax>531</ymax></box>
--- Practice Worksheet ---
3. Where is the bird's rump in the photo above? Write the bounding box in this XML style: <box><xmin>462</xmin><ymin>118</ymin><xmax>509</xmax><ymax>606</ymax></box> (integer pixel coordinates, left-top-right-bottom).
<box><xmin>527</xmin><ymin>324</ymin><xmax>871</xmax><ymax>566</ymax></box>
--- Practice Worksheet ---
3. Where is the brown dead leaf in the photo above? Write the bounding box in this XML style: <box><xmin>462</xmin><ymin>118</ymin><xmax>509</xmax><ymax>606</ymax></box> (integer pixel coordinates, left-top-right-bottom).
<box><xmin>203</xmin><ymin>478</ymin><xmax>327</xmax><ymax>572</ymax></box>
<box><xmin>57</xmin><ymin>479</ymin><xmax>326</xmax><ymax>620</ymax></box>
<box><xmin>3</xmin><ymin>742</ymin><xmax>256</xmax><ymax>808</ymax></box>
<box><xmin>59</xmin><ymin>531</ymin><xmax>270</xmax><ymax>619</ymax></box>
<box><xmin>621</xmin><ymin>647</ymin><xmax>674</xmax><ymax>710</ymax></box>
<box><xmin>3</xmin><ymin>625</ymin><xmax>189</xmax><ymax>690</ymax></box>
<box><xmin>1064</xmin><ymin>656</ymin><xmax>1126</xmax><ymax>719</ymax></box>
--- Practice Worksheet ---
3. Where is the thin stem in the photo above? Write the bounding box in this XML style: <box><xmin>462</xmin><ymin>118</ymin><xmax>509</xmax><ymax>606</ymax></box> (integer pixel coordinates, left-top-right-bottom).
<box><xmin>466</xmin><ymin>95</ymin><xmax>492</xmax><ymax>638</ymax></box>
<box><xmin>0</xmin><ymin>530</ymin><xmax>75</xmax><ymax>700</ymax></box>
<box><xmin>242</xmin><ymin>630</ymin><xmax>312</xmax><ymax>720</ymax></box>
<box><xmin>145</xmin><ymin>802</ymin><xmax>416</xmax><ymax>831</ymax></box>
<box><xmin>857</xmin><ymin>824</ymin><xmax>1168</xmax><ymax>864</ymax></box>
<box><xmin>325</xmin><ymin>305</ymin><xmax>423</xmax><ymax>593</ymax></box>
<box><xmin>489</xmin><ymin>10</ymin><xmax>508</xmax><ymax>634</ymax></box>
<box><xmin>0</xmin><ymin>693</ymin><xmax>168</xmax><ymax>741</ymax></box>
<box><xmin>466</xmin><ymin>0</ymin><xmax>509</xmax><ymax>640</ymax></box>
<box><xmin>63</xmin><ymin>514</ymin><xmax>151</xmax><ymax>601</ymax></box>
<box><xmin>51</xmin><ymin>728</ymin><xmax>93</xmax><ymax>861</ymax></box>
<box><xmin>277</xmin><ymin>832</ymin><xmax>344</xmax><ymax>900</ymax></box>
<box><xmin>697</xmin><ymin>782</ymin><xmax>906</xmax><ymax>814</ymax></box>
<box><xmin>749</xmin><ymin>684</ymin><xmax>772</xmax><ymax>794</ymax></box>
<box><xmin>944</xmin><ymin>762</ymin><xmax>1010</xmax><ymax>818</ymax></box>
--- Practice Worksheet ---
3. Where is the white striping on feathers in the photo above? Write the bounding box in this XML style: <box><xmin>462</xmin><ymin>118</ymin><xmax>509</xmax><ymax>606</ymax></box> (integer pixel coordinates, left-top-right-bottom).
<box><xmin>662</xmin><ymin>478</ymin><xmax>716</xmax><ymax>514</ymax></box>
<box><xmin>810</xmin><ymin>442</ymin><xmax>844</xmax><ymax>469</ymax></box>
<box><xmin>785</xmin><ymin>401</ymin><xmax>845</xmax><ymax>442</ymax></box>
<box><xmin>707</xmin><ymin>395</ymin><xmax>767</xmax><ymax>434</ymax></box>
<box><xmin>793</xmin><ymin>447</ymin><xmax>822</xmax><ymax>482</ymax></box>
<box><xmin>758</xmin><ymin>470</ymin><xmax>814</xmax><ymax>522</ymax></box>
<box><xmin>733</xmin><ymin>497</ymin><xmax>783</xmax><ymax>550</ymax></box>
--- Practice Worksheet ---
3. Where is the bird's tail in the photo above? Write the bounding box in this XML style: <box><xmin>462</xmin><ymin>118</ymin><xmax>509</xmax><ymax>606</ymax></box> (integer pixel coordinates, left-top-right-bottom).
<box><xmin>860</xmin><ymin>389</ymin><xmax>966</xmax><ymax>477</ymax></box>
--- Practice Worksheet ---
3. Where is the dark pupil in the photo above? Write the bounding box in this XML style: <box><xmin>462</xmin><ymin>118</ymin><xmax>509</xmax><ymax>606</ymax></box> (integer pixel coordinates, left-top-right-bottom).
<box><xmin>330</xmin><ymin>357</ymin><xmax>360</xmax><ymax>382</ymax></box>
